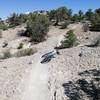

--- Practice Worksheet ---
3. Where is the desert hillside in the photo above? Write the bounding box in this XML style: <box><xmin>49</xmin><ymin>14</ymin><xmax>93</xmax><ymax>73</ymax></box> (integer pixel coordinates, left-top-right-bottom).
<box><xmin>0</xmin><ymin>22</ymin><xmax>100</xmax><ymax>100</ymax></box>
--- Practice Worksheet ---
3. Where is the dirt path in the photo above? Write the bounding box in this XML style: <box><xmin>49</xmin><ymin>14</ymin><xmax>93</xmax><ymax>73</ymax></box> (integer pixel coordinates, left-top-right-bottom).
<box><xmin>21</xmin><ymin>26</ymin><xmax>67</xmax><ymax>100</ymax></box>
<box><xmin>22</xmin><ymin>58</ymin><xmax>50</xmax><ymax>100</ymax></box>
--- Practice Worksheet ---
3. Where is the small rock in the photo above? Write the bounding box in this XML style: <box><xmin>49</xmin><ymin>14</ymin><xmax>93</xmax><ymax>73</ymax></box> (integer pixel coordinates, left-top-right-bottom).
<box><xmin>79</xmin><ymin>53</ymin><xmax>83</xmax><ymax>57</ymax></box>
<box><xmin>29</xmin><ymin>61</ymin><xmax>33</xmax><ymax>64</ymax></box>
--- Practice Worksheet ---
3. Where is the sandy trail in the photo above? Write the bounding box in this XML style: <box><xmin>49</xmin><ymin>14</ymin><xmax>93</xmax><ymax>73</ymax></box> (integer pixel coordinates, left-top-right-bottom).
<box><xmin>22</xmin><ymin>58</ymin><xmax>50</xmax><ymax>100</ymax></box>
<box><xmin>21</xmin><ymin>26</ymin><xmax>66</xmax><ymax>100</ymax></box>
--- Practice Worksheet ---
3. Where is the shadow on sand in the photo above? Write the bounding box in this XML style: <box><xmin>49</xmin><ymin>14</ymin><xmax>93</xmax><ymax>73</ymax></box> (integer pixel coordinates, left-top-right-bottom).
<box><xmin>62</xmin><ymin>69</ymin><xmax>100</xmax><ymax>100</ymax></box>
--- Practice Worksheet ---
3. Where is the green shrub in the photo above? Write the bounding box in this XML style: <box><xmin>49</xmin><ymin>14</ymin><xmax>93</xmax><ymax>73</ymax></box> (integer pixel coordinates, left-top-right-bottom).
<box><xmin>26</xmin><ymin>14</ymin><xmax>49</xmax><ymax>42</ymax></box>
<box><xmin>61</xmin><ymin>30</ymin><xmax>78</xmax><ymax>48</ymax></box>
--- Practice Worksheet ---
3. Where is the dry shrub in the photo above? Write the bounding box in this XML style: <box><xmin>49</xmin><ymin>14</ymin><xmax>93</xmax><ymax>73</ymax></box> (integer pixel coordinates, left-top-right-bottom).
<box><xmin>0</xmin><ymin>50</ymin><xmax>11</xmax><ymax>59</ymax></box>
<box><xmin>14</xmin><ymin>48</ymin><xmax>37</xmax><ymax>57</ymax></box>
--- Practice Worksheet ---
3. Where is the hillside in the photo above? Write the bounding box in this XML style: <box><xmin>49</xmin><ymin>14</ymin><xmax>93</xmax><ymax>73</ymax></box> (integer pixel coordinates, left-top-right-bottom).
<box><xmin>0</xmin><ymin>23</ymin><xmax>99</xmax><ymax>100</ymax></box>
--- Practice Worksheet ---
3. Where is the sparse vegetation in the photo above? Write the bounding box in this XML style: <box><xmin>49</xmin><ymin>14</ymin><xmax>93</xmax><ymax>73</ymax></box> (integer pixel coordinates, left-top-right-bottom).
<box><xmin>0</xmin><ymin>48</ymin><xmax>37</xmax><ymax>59</ymax></box>
<box><xmin>0</xmin><ymin>6</ymin><xmax>99</xmax><ymax>34</ymax></box>
<box><xmin>7</xmin><ymin>13</ymin><xmax>28</xmax><ymax>28</ymax></box>
<box><xmin>0</xmin><ymin>6</ymin><xmax>100</xmax><ymax>33</ymax></box>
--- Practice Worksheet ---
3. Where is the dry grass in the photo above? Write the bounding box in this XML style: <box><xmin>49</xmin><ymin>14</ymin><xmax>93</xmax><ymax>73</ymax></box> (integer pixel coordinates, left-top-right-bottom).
<box><xmin>0</xmin><ymin>49</ymin><xmax>11</xmax><ymax>59</ymax></box>
<box><xmin>0</xmin><ymin>47</ymin><xmax>37</xmax><ymax>59</ymax></box>
<box><xmin>0</xmin><ymin>30</ymin><xmax>2</xmax><ymax>38</ymax></box>
<box><xmin>14</xmin><ymin>47</ymin><xmax>37</xmax><ymax>57</ymax></box>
